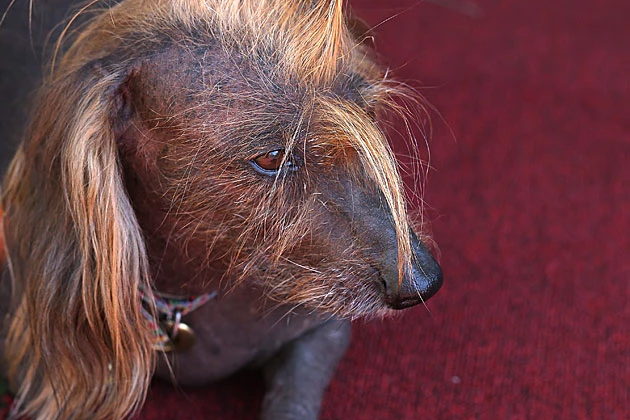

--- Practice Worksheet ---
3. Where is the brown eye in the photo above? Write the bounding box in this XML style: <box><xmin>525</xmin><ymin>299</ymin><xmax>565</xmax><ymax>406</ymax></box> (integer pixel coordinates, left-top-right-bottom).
<box><xmin>251</xmin><ymin>149</ymin><xmax>299</xmax><ymax>175</ymax></box>
<box><xmin>255</xmin><ymin>149</ymin><xmax>284</xmax><ymax>171</ymax></box>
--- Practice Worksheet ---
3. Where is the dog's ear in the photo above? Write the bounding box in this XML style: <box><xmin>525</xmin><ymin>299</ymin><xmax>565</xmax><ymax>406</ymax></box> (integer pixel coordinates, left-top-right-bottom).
<box><xmin>1</xmin><ymin>59</ymin><xmax>155</xmax><ymax>419</ymax></box>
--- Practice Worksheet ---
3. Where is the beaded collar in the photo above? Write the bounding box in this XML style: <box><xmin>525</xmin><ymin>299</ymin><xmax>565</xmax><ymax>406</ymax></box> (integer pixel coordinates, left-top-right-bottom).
<box><xmin>139</xmin><ymin>287</ymin><xmax>217</xmax><ymax>353</ymax></box>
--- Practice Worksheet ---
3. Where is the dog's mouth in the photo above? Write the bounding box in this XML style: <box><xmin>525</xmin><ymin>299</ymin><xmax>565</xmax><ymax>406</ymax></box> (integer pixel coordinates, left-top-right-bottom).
<box><xmin>387</xmin><ymin>296</ymin><xmax>424</xmax><ymax>310</ymax></box>
<box><xmin>243</xmin><ymin>255</ymin><xmax>440</xmax><ymax>319</ymax></box>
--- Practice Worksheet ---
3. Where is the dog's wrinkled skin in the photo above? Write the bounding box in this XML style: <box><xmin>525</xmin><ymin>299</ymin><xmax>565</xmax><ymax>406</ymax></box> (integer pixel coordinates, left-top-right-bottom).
<box><xmin>0</xmin><ymin>1</ymin><xmax>442</xmax><ymax>419</ymax></box>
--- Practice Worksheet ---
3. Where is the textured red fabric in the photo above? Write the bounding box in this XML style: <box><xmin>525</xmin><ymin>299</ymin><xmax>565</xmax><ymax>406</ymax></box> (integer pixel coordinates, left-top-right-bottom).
<box><xmin>138</xmin><ymin>0</ymin><xmax>629</xmax><ymax>418</ymax></box>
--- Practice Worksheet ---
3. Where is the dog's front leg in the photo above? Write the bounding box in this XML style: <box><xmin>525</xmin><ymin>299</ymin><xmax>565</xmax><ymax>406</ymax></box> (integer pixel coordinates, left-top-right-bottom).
<box><xmin>261</xmin><ymin>318</ymin><xmax>351</xmax><ymax>420</ymax></box>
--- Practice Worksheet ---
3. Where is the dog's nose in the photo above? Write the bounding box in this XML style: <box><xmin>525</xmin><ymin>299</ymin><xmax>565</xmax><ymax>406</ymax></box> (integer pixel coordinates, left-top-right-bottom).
<box><xmin>383</xmin><ymin>234</ymin><xmax>443</xmax><ymax>310</ymax></box>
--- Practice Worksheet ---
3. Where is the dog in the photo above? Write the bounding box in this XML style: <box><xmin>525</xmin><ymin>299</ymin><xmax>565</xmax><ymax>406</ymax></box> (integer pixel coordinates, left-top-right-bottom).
<box><xmin>0</xmin><ymin>0</ymin><xmax>443</xmax><ymax>419</ymax></box>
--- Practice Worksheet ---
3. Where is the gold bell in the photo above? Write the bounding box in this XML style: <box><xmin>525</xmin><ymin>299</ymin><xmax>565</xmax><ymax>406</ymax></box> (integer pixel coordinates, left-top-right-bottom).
<box><xmin>162</xmin><ymin>314</ymin><xmax>196</xmax><ymax>353</ymax></box>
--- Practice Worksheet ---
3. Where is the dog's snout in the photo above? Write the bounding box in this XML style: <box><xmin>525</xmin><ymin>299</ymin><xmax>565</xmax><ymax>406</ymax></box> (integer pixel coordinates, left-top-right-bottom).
<box><xmin>383</xmin><ymin>235</ymin><xmax>443</xmax><ymax>310</ymax></box>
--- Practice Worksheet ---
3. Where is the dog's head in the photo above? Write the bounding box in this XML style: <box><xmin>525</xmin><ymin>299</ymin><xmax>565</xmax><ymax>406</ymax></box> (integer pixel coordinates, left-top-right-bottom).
<box><xmin>1</xmin><ymin>0</ymin><xmax>442</xmax><ymax>418</ymax></box>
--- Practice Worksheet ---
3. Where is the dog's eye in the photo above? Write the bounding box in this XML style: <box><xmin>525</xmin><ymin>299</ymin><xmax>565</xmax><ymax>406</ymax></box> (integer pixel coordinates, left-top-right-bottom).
<box><xmin>255</xmin><ymin>150</ymin><xmax>284</xmax><ymax>170</ymax></box>
<box><xmin>251</xmin><ymin>149</ymin><xmax>298</xmax><ymax>175</ymax></box>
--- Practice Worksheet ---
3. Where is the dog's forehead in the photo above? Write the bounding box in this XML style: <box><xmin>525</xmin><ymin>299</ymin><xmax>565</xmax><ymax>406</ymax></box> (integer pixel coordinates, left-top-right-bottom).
<box><xmin>134</xmin><ymin>41</ymin><xmax>374</xmax><ymax>139</ymax></box>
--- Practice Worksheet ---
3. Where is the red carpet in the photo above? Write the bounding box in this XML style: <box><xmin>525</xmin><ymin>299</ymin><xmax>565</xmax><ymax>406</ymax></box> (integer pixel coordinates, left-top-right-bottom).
<box><xmin>140</xmin><ymin>0</ymin><xmax>629</xmax><ymax>418</ymax></box>
<box><xmin>2</xmin><ymin>0</ymin><xmax>628</xmax><ymax>418</ymax></box>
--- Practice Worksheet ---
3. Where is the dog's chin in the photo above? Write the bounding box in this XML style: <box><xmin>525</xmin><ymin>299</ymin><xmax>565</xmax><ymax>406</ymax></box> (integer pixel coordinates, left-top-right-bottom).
<box><xmin>327</xmin><ymin>304</ymin><xmax>403</xmax><ymax>322</ymax></box>
<box><xmin>330</xmin><ymin>283</ymin><xmax>432</xmax><ymax>320</ymax></box>
<box><xmin>270</xmin><ymin>285</ymin><xmax>406</xmax><ymax>321</ymax></box>
<box><xmin>247</xmin><ymin>264</ymin><xmax>428</xmax><ymax>320</ymax></box>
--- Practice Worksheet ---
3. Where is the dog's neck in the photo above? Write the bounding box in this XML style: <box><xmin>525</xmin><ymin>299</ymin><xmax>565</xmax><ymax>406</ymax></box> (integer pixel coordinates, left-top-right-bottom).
<box><xmin>140</xmin><ymin>286</ymin><xmax>217</xmax><ymax>352</ymax></box>
<box><xmin>118</xmin><ymin>126</ymin><xmax>231</xmax><ymax>296</ymax></box>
